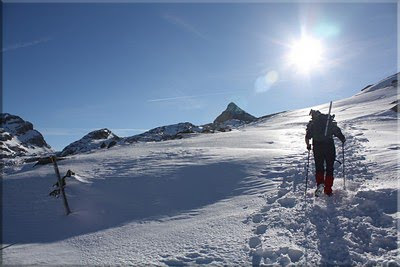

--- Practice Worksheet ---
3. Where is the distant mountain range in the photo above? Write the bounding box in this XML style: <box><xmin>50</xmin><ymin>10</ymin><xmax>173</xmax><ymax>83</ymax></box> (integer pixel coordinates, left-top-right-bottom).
<box><xmin>1</xmin><ymin>73</ymin><xmax>398</xmax><ymax>159</ymax></box>
<box><xmin>59</xmin><ymin>102</ymin><xmax>258</xmax><ymax>157</ymax></box>
<box><xmin>1</xmin><ymin>102</ymin><xmax>259</xmax><ymax>159</ymax></box>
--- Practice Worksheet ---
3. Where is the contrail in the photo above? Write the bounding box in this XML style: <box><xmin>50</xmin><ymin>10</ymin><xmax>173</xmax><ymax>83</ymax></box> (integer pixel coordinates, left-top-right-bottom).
<box><xmin>162</xmin><ymin>13</ymin><xmax>207</xmax><ymax>40</ymax></box>
<box><xmin>2</xmin><ymin>37</ymin><xmax>52</xmax><ymax>52</ymax></box>
<box><xmin>147</xmin><ymin>90</ymin><xmax>246</xmax><ymax>103</ymax></box>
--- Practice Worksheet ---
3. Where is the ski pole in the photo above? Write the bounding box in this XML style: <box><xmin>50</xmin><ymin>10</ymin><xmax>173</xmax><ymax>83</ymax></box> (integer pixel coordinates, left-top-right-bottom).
<box><xmin>342</xmin><ymin>142</ymin><xmax>346</xmax><ymax>190</ymax></box>
<box><xmin>305</xmin><ymin>149</ymin><xmax>310</xmax><ymax>197</ymax></box>
<box><xmin>303</xmin><ymin>149</ymin><xmax>311</xmax><ymax>267</ymax></box>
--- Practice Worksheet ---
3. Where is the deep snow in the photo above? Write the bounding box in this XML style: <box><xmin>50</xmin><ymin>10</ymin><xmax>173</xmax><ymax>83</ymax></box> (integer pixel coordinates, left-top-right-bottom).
<box><xmin>2</xmin><ymin>78</ymin><xmax>398</xmax><ymax>265</ymax></box>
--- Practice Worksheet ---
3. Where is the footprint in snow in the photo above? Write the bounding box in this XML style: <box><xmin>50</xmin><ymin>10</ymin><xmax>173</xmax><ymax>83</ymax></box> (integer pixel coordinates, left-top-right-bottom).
<box><xmin>251</xmin><ymin>246</ymin><xmax>304</xmax><ymax>265</ymax></box>
<box><xmin>252</xmin><ymin>214</ymin><xmax>263</xmax><ymax>223</ymax></box>
<box><xmin>277</xmin><ymin>197</ymin><xmax>296</xmax><ymax>208</ymax></box>
<box><xmin>255</xmin><ymin>224</ymin><xmax>268</xmax><ymax>235</ymax></box>
<box><xmin>249</xmin><ymin>236</ymin><xmax>262</xmax><ymax>248</ymax></box>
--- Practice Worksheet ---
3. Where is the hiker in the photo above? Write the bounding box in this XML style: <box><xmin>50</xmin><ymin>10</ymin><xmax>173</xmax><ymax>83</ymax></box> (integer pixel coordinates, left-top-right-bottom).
<box><xmin>305</xmin><ymin>109</ymin><xmax>346</xmax><ymax>196</ymax></box>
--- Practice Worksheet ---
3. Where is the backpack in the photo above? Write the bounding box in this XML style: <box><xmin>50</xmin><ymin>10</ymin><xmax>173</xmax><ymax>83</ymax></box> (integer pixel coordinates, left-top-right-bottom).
<box><xmin>308</xmin><ymin>113</ymin><xmax>337</xmax><ymax>142</ymax></box>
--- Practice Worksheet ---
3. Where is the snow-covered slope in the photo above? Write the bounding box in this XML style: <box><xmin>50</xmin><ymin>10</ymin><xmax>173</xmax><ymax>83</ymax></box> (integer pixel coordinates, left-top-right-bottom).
<box><xmin>60</xmin><ymin>128</ymin><xmax>120</xmax><ymax>157</ymax></box>
<box><xmin>0</xmin><ymin>113</ymin><xmax>53</xmax><ymax>159</ymax></box>
<box><xmin>361</xmin><ymin>72</ymin><xmax>398</xmax><ymax>93</ymax></box>
<box><xmin>2</xmin><ymin>74</ymin><xmax>398</xmax><ymax>266</ymax></box>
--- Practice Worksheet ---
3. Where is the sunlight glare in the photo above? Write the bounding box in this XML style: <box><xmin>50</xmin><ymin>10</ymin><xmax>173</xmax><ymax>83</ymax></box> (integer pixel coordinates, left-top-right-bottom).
<box><xmin>287</xmin><ymin>35</ymin><xmax>323</xmax><ymax>74</ymax></box>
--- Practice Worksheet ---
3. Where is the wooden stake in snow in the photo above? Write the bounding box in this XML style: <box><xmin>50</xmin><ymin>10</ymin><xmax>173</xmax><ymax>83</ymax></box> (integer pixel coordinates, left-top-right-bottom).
<box><xmin>50</xmin><ymin>156</ymin><xmax>71</xmax><ymax>215</ymax></box>
<box><xmin>324</xmin><ymin>101</ymin><xmax>333</xmax><ymax>136</ymax></box>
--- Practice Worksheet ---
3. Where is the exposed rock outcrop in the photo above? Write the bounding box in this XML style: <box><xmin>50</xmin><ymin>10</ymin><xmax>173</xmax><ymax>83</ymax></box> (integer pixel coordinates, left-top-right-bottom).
<box><xmin>0</xmin><ymin>113</ymin><xmax>52</xmax><ymax>158</ymax></box>
<box><xmin>60</xmin><ymin>128</ymin><xmax>120</xmax><ymax>156</ymax></box>
<box><xmin>125</xmin><ymin>122</ymin><xmax>201</xmax><ymax>143</ymax></box>
<box><xmin>213</xmin><ymin>102</ymin><xmax>257</xmax><ymax>125</ymax></box>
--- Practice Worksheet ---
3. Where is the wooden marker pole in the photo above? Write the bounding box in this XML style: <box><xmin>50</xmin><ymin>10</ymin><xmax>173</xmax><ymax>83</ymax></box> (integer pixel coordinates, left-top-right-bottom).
<box><xmin>50</xmin><ymin>156</ymin><xmax>71</xmax><ymax>215</ymax></box>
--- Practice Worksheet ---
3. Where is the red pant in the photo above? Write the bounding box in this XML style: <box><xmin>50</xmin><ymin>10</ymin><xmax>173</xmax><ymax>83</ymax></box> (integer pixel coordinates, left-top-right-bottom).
<box><xmin>316</xmin><ymin>171</ymin><xmax>334</xmax><ymax>195</ymax></box>
<box><xmin>314</xmin><ymin>140</ymin><xmax>336</xmax><ymax>195</ymax></box>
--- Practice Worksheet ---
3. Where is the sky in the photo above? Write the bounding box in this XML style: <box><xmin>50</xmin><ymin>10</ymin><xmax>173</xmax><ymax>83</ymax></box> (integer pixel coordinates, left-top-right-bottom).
<box><xmin>2</xmin><ymin>2</ymin><xmax>398</xmax><ymax>151</ymax></box>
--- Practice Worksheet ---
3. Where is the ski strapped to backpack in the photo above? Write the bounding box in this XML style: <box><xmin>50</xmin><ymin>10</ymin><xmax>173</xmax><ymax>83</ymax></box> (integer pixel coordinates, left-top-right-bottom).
<box><xmin>324</xmin><ymin>101</ymin><xmax>333</xmax><ymax>136</ymax></box>
<box><xmin>323</xmin><ymin>101</ymin><xmax>347</xmax><ymax>190</ymax></box>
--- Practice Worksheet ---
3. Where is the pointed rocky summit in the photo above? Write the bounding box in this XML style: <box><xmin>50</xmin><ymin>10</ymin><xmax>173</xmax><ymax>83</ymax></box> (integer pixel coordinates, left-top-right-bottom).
<box><xmin>213</xmin><ymin>102</ymin><xmax>257</xmax><ymax>125</ymax></box>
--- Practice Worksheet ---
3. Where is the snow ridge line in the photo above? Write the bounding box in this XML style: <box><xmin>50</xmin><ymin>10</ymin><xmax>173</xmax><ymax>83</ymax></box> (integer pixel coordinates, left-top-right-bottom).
<box><xmin>245</xmin><ymin>127</ymin><xmax>398</xmax><ymax>266</ymax></box>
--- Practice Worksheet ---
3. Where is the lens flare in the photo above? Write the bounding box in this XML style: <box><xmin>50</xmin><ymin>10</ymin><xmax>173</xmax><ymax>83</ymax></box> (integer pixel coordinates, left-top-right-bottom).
<box><xmin>255</xmin><ymin>70</ymin><xmax>279</xmax><ymax>93</ymax></box>
<box><xmin>314</xmin><ymin>23</ymin><xmax>340</xmax><ymax>38</ymax></box>
<box><xmin>265</xmin><ymin>70</ymin><xmax>279</xmax><ymax>84</ymax></box>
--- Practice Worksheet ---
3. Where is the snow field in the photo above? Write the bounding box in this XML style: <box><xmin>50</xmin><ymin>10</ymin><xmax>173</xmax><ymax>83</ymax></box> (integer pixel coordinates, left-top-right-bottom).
<box><xmin>245</xmin><ymin>93</ymin><xmax>398</xmax><ymax>265</ymax></box>
<box><xmin>2</xmin><ymin>83</ymin><xmax>399</xmax><ymax>265</ymax></box>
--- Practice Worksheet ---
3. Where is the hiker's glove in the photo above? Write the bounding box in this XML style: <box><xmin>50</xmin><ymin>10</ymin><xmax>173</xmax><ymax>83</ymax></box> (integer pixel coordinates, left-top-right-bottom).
<box><xmin>307</xmin><ymin>144</ymin><xmax>312</xmax><ymax>151</ymax></box>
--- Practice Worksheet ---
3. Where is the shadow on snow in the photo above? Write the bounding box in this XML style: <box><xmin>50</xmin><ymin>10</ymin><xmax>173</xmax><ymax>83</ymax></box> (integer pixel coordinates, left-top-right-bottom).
<box><xmin>3</xmin><ymin>162</ymin><xmax>263</xmax><ymax>244</ymax></box>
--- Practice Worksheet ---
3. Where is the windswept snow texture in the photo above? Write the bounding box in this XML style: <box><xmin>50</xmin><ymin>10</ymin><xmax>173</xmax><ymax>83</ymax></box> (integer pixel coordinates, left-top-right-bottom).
<box><xmin>3</xmin><ymin>77</ymin><xmax>399</xmax><ymax>265</ymax></box>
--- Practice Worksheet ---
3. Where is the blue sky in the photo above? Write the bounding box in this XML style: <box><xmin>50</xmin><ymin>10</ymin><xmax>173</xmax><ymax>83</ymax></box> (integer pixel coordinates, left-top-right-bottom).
<box><xmin>3</xmin><ymin>3</ymin><xmax>397</xmax><ymax>151</ymax></box>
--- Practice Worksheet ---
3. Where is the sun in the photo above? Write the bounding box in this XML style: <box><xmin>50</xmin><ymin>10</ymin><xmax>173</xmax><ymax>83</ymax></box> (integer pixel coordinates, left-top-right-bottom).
<box><xmin>287</xmin><ymin>35</ymin><xmax>324</xmax><ymax>74</ymax></box>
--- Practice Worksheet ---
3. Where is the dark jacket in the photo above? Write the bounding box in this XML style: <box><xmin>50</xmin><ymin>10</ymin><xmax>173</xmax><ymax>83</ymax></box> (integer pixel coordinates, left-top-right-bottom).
<box><xmin>306</xmin><ymin>116</ymin><xmax>345</xmax><ymax>143</ymax></box>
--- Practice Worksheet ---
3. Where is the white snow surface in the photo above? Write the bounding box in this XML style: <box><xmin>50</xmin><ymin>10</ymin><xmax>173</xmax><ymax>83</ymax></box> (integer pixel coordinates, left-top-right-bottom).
<box><xmin>2</xmin><ymin>82</ymin><xmax>399</xmax><ymax>265</ymax></box>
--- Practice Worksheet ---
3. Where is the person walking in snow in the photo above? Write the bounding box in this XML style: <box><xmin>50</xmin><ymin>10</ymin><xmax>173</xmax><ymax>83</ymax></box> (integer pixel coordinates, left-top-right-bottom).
<box><xmin>305</xmin><ymin>109</ymin><xmax>346</xmax><ymax>196</ymax></box>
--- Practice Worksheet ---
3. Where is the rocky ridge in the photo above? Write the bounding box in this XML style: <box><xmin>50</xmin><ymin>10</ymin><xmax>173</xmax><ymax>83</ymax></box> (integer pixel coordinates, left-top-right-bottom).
<box><xmin>0</xmin><ymin>113</ymin><xmax>53</xmax><ymax>159</ymax></box>
<box><xmin>59</xmin><ymin>102</ymin><xmax>258</xmax><ymax>155</ymax></box>
<box><xmin>60</xmin><ymin>128</ymin><xmax>121</xmax><ymax>157</ymax></box>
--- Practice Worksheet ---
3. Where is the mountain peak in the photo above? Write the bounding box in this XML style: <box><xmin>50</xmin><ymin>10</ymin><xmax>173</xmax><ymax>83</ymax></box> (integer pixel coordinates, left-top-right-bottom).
<box><xmin>85</xmin><ymin>128</ymin><xmax>115</xmax><ymax>140</ymax></box>
<box><xmin>0</xmin><ymin>113</ymin><xmax>53</xmax><ymax>158</ymax></box>
<box><xmin>213</xmin><ymin>102</ymin><xmax>257</xmax><ymax>124</ymax></box>
<box><xmin>60</xmin><ymin>128</ymin><xmax>120</xmax><ymax>156</ymax></box>
<box><xmin>226</xmin><ymin>102</ymin><xmax>243</xmax><ymax>113</ymax></box>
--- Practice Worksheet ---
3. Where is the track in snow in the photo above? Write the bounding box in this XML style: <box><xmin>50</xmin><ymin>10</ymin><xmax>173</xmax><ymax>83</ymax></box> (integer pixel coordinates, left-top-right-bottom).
<box><xmin>246</xmin><ymin>123</ymin><xmax>398</xmax><ymax>266</ymax></box>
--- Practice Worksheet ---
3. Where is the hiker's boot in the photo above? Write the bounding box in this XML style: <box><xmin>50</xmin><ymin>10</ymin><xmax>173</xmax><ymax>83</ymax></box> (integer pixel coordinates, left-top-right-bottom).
<box><xmin>315</xmin><ymin>184</ymin><xmax>325</xmax><ymax>197</ymax></box>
